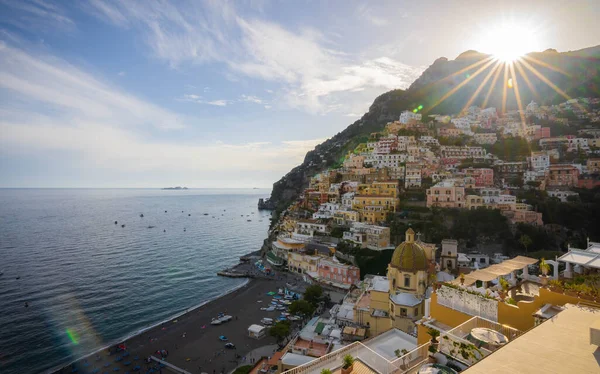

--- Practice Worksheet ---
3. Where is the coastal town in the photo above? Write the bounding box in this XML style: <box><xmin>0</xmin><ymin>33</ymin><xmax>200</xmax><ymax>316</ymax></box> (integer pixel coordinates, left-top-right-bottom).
<box><xmin>246</xmin><ymin>97</ymin><xmax>600</xmax><ymax>373</ymax></box>
<box><xmin>53</xmin><ymin>96</ymin><xmax>600</xmax><ymax>374</ymax></box>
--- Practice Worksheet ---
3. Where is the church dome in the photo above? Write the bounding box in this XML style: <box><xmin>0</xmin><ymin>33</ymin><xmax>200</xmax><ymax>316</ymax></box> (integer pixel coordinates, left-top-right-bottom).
<box><xmin>390</xmin><ymin>228</ymin><xmax>428</xmax><ymax>272</ymax></box>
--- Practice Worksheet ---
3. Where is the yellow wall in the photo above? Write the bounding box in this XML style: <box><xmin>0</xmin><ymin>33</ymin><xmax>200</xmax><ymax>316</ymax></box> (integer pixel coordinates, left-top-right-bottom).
<box><xmin>498</xmin><ymin>288</ymin><xmax>599</xmax><ymax>331</ymax></box>
<box><xmin>430</xmin><ymin>288</ymin><xmax>600</xmax><ymax>334</ymax></box>
<box><xmin>416</xmin><ymin>324</ymin><xmax>430</xmax><ymax>345</ymax></box>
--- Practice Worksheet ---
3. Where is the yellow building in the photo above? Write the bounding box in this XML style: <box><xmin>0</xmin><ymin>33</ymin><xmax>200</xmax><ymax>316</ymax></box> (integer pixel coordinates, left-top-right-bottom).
<box><xmin>353</xmin><ymin>229</ymin><xmax>435</xmax><ymax>336</ymax></box>
<box><xmin>357</xmin><ymin>181</ymin><xmax>400</xmax><ymax>199</ymax></box>
<box><xmin>352</xmin><ymin>195</ymin><xmax>399</xmax><ymax>211</ymax></box>
<box><xmin>287</xmin><ymin>252</ymin><xmax>320</xmax><ymax>274</ymax></box>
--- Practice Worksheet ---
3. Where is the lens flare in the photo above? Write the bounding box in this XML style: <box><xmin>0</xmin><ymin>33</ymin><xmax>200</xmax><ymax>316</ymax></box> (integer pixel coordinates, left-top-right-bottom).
<box><xmin>66</xmin><ymin>328</ymin><xmax>79</xmax><ymax>345</ymax></box>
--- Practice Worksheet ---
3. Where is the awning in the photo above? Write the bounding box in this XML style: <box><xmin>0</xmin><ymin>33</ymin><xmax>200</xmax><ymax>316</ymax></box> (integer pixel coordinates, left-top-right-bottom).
<box><xmin>503</xmin><ymin>256</ymin><xmax>538</xmax><ymax>267</ymax></box>
<box><xmin>467</xmin><ymin>269</ymin><xmax>502</xmax><ymax>282</ymax></box>
<box><xmin>558</xmin><ymin>250</ymin><xmax>600</xmax><ymax>270</ymax></box>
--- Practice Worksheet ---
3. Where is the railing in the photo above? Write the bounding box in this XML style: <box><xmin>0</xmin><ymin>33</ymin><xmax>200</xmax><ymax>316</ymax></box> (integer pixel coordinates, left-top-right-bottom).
<box><xmin>281</xmin><ymin>340</ymin><xmax>401</xmax><ymax>374</ymax></box>
<box><xmin>388</xmin><ymin>342</ymin><xmax>431</xmax><ymax>374</ymax></box>
<box><xmin>446</xmin><ymin>316</ymin><xmax>522</xmax><ymax>343</ymax></box>
<box><xmin>282</xmin><ymin>342</ymin><xmax>361</xmax><ymax>374</ymax></box>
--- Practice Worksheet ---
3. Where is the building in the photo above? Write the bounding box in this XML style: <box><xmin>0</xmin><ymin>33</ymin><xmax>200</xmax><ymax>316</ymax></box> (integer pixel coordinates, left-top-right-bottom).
<box><xmin>545</xmin><ymin>164</ymin><xmax>579</xmax><ymax>188</ymax></box>
<box><xmin>437</xmin><ymin>127</ymin><xmax>462</xmax><ymax>137</ymax></box>
<box><xmin>587</xmin><ymin>158</ymin><xmax>600</xmax><ymax>174</ymax></box>
<box><xmin>399</xmin><ymin>110</ymin><xmax>422</xmax><ymax>124</ymax></box>
<box><xmin>426</xmin><ymin>179</ymin><xmax>465</xmax><ymax>208</ymax></box>
<box><xmin>343</xmin><ymin>154</ymin><xmax>365</xmax><ymax>169</ymax></box>
<box><xmin>502</xmin><ymin>209</ymin><xmax>544</xmax><ymax>226</ymax></box>
<box><xmin>353</xmin><ymin>229</ymin><xmax>436</xmax><ymax>336</ymax></box>
<box><xmin>461</xmin><ymin>304</ymin><xmax>600</xmax><ymax>374</ymax></box>
<box><xmin>317</xmin><ymin>259</ymin><xmax>360</xmax><ymax>288</ymax></box>
<box><xmin>547</xmin><ymin>189</ymin><xmax>579</xmax><ymax>202</ymax></box>
<box><xmin>295</xmin><ymin>219</ymin><xmax>329</xmax><ymax>236</ymax></box>
<box><xmin>440</xmin><ymin>146</ymin><xmax>486</xmax><ymax>159</ymax></box>
<box><xmin>529</xmin><ymin>151</ymin><xmax>550</xmax><ymax>171</ymax></box>
<box><xmin>533</xmin><ymin>126</ymin><xmax>551</xmax><ymax>140</ymax></box>
<box><xmin>287</xmin><ymin>252</ymin><xmax>320</xmax><ymax>274</ymax></box>
<box><xmin>463</xmin><ymin>167</ymin><xmax>494</xmax><ymax>187</ymax></box>
<box><xmin>343</xmin><ymin>223</ymin><xmax>392</xmax><ymax>251</ymax></box>
<box><xmin>473</xmin><ymin>133</ymin><xmax>497</xmax><ymax>145</ymax></box>
<box><xmin>440</xmin><ymin>239</ymin><xmax>458</xmax><ymax>272</ymax></box>
<box><xmin>404</xmin><ymin>163</ymin><xmax>422</xmax><ymax>188</ymax></box>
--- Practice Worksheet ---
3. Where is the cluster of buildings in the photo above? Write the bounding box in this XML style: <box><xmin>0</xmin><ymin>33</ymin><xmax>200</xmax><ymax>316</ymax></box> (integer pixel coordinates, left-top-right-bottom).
<box><xmin>262</xmin><ymin>232</ymin><xmax>600</xmax><ymax>374</ymax></box>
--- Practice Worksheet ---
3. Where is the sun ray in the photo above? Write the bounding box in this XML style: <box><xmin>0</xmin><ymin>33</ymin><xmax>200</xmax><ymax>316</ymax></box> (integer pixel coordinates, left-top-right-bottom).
<box><xmin>482</xmin><ymin>59</ymin><xmax>504</xmax><ymax>109</ymax></box>
<box><xmin>501</xmin><ymin>63</ymin><xmax>509</xmax><ymax>113</ymax></box>
<box><xmin>519</xmin><ymin>58</ymin><xmax>574</xmax><ymax>102</ymax></box>
<box><xmin>428</xmin><ymin>57</ymin><xmax>497</xmax><ymax>112</ymax></box>
<box><xmin>514</xmin><ymin>59</ymin><xmax>540</xmax><ymax>102</ymax></box>
<box><xmin>520</xmin><ymin>57</ymin><xmax>589</xmax><ymax>115</ymax></box>
<box><xmin>412</xmin><ymin>56</ymin><xmax>496</xmax><ymax>100</ymax></box>
<box><xmin>461</xmin><ymin>60</ymin><xmax>503</xmax><ymax>113</ymax></box>
<box><xmin>508</xmin><ymin>62</ymin><xmax>527</xmax><ymax>128</ymax></box>
<box><xmin>522</xmin><ymin>54</ymin><xmax>571</xmax><ymax>77</ymax></box>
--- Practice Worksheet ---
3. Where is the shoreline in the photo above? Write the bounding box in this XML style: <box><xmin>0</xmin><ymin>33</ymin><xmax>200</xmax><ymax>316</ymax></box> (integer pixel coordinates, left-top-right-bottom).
<box><xmin>47</xmin><ymin>277</ymin><xmax>252</xmax><ymax>374</ymax></box>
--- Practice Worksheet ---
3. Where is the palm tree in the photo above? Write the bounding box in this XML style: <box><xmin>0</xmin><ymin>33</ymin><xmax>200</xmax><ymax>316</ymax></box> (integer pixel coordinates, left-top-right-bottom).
<box><xmin>519</xmin><ymin>234</ymin><xmax>532</xmax><ymax>253</ymax></box>
<box><xmin>427</xmin><ymin>328</ymin><xmax>441</xmax><ymax>343</ymax></box>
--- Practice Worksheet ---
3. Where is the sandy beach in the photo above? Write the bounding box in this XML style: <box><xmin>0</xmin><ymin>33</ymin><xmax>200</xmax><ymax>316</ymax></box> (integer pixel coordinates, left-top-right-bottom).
<box><xmin>52</xmin><ymin>273</ymin><xmax>304</xmax><ymax>374</ymax></box>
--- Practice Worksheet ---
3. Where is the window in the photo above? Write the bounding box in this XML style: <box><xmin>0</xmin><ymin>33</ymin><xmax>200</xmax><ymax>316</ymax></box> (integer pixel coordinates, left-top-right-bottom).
<box><xmin>479</xmin><ymin>258</ymin><xmax>486</xmax><ymax>264</ymax></box>
<box><xmin>400</xmin><ymin>308</ymin><xmax>407</xmax><ymax>317</ymax></box>
<box><xmin>404</xmin><ymin>275</ymin><xmax>411</xmax><ymax>288</ymax></box>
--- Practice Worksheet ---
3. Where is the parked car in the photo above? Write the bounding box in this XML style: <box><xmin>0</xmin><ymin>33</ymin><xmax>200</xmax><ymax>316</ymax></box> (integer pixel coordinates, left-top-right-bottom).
<box><xmin>261</xmin><ymin>318</ymin><xmax>273</xmax><ymax>325</ymax></box>
<box><xmin>225</xmin><ymin>343</ymin><xmax>235</xmax><ymax>349</ymax></box>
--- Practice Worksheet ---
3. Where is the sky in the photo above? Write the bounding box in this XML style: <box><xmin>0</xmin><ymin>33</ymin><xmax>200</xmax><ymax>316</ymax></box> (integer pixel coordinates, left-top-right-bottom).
<box><xmin>0</xmin><ymin>0</ymin><xmax>599</xmax><ymax>188</ymax></box>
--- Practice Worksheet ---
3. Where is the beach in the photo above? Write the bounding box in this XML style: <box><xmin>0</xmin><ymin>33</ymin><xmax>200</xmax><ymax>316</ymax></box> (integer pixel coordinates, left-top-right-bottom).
<box><xmin>52</xmin><ymin>274</ymin><xmax>303</xmax><ymax>374</ymax></box>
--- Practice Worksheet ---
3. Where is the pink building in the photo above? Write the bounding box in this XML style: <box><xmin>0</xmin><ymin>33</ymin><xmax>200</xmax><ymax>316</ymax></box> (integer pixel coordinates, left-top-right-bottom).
<box><xmin>317</xmin><ymin>259</ymin><xmax>360</xmax><ymax>287</ymax></box>
<box><xmin>534</xmin><ymin>127</ymin><xmax>551</xmax><ymax>140</ymax></box>
<box><xmin>465</xmin><ymin>167</ymin><xmax>494</xmax><ymax>187</ymax></box>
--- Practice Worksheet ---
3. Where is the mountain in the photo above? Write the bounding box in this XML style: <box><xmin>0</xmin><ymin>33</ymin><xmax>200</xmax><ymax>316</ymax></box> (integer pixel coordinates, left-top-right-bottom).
<box><xmin>266</xmin><ymin>46</ymin><xmax>600</xmax><ymax>219</ymax></box>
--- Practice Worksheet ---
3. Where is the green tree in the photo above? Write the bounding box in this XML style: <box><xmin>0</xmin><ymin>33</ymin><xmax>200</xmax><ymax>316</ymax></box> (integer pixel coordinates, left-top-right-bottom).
<box><xmin>269</xmin><ymin>321</ymin><xmax>291</xmax><ymax>343</ymax></box>
<box><xmin>303</xmin><ymin>284</ymin><xmax>324</xmax><ymax>305</ymax></box>
<box><xmin>519</xmin><ymin>234</ymin><xmax>533</xmax><ymax>253</ymax></box>
<box><xmin>289</xmin><ymin>299</ymin><xmax>315</xmax><ymax>317</ymax></box>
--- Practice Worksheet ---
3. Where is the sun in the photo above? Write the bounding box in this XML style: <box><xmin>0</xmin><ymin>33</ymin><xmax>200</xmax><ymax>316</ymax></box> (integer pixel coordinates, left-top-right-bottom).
<box><xmin>476</xmin><ymin>21</ymin><xmax>540</xmax><ymax>62</ymax></box>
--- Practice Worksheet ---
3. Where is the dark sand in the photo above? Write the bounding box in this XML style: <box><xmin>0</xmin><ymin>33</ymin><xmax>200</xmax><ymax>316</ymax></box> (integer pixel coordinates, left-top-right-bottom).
<box><xmin>54</xmin><ymin>275</ymin><xmax>303</xmax><ymax>374</ymax></box>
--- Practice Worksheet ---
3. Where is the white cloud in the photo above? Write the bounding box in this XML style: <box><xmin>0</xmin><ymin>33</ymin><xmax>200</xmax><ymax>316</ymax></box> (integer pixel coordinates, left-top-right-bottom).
<box><xmin>207</xmin><ymin>100</ymin><xmax>228</xmax><ymax>106</ymax></box>
<box><xmin>118</xmin><ymin>71</ymin><xmax>126</xmax><ymax>76</ymax></box>
<box><xmin>240</xmin><ymin>94</ymin><xmax>264</xmax><ymax>104</ymax></box>
<box><xmin>0</xmin><ymin>43</ymin><xmax>185</xmax><ymax>130</ymax></box>
<box><xmin>0</xmin><ymin>0</ymin><xmax>75</xmax><ymax>32</ymax></box>
<box><xmin>178</xmin><ymin>94</ymin><xmax>229</xmax><ymax>106</ymax></box>
<box><xmin>0</xmin><ymin>42</ymin><xmax>324</xmax><ymax>186</ymax></box>
<box><xmin>83</xmin><ymin>1</ymin><xmax>423</xmax><ymax>114</ymax></box>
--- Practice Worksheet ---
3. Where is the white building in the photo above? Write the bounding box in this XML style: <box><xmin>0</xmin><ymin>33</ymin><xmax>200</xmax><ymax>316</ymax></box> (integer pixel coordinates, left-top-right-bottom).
<box><xmin>312</xmin><ymin>203</ymin><xmax>341</xmax><ymax>219</ymax></box>
<box><xmin>529</xmin><ymin>151</ymin><xmax>550</xmax><ymax>171</ymax></box>
<box><xmin>399</xmin><ymin>110</ymin><xmax>422</xmax><ymax>124</ymax></box>
<box><xmin>548</xmin><ymin>189</ymin><xmax>579</xmax><ymax>202</ymax></box>
<box><xmin>474</xmin><ymin>133</ymin><xmax>498</xmax><ymax>145</ymax></box>
<box><xmin>567</xmin><ymin>138</ymin><xmax>589</xmax><ymax>152</ymax></box>
<box><xmin>341</xmin><ymin>192</ymin><xmax>355</xmax><ymax>209</ymax></box>
<box><xmin>526</xmin><ymin>101</ymin><xmax>539</xmax><ymax>115</ymax></box>
<box><xmin>419</xmin><ymin>136</ymin><xmax>439</xmax><ymax>146</ymax></box>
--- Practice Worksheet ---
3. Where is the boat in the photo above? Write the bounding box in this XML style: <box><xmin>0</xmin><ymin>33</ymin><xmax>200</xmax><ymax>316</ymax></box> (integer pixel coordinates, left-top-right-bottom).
<box><xmin>140</xmin><ymin>214</ymin><xmax>144</xmax><ymax>218</ymax></box>
<box><xmin>218</xmin><ymin>315</ymin><xmax>233</xmax><ymax>323</ymax></box>
<box><xmin>265</xmin><ymin>307</ymin><xmax>275</xmax><ymax>312</ymax></box>
<box><xmin>211</xmin><ymin>318</ymin><xmax>222</xmax><ymax>325</ymax></box>
<box><xmin>203</xmin><ymin>213</ymin><xmax>209</xmax><ymax>216</ymax></box>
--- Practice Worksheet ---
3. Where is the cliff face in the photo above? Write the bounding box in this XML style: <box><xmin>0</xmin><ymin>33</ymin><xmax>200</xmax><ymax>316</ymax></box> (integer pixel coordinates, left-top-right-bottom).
<box><xmin>269</xmin><ymin>89</ymin><xmax>416</xmax><ymax>216</ymax></box>
<box><xmin>267</xmin><ymin>46</ymin><xmax>600</xmax><ymax>216</ymax></box>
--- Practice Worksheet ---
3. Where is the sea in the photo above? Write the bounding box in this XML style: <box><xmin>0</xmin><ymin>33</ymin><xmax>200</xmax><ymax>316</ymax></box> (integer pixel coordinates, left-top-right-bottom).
<box><xmin>0</xmin><ymin>188</ymin><xmax>272</xmax><ymax>374</ymax></box>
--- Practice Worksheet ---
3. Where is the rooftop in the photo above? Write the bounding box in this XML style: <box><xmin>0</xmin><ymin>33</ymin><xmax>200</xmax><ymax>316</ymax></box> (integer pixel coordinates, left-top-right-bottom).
<box><xmin>362</xmin><ymin>329</ymin><xmax>417</xmax><ymax>361</ymax></box>
<box><xmin>463</xmin><ymin>304</ymin><xmax>600</xmax><ymax>374</ymax></box>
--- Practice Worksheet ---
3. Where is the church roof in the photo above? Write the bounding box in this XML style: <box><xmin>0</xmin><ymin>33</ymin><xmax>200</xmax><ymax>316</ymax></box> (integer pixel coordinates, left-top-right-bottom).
<box><xmin>390</xmin><ymin>229</ymin><xmax>428</xmax><ymax>272</ymax></box>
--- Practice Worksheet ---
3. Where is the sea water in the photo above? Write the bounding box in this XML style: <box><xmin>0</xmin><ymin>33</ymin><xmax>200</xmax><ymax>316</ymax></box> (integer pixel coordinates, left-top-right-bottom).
<box><xmin>0</xmin><ymin>188</ymin><xmax>271</xmax><ymax>374</ymax></box>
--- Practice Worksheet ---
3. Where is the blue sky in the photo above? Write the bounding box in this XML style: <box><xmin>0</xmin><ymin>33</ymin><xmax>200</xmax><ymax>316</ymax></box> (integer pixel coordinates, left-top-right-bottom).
<box><xmin>1</xmin><ymin>0</ymin><xmax>599</xmax><ymax>188</ymax></box>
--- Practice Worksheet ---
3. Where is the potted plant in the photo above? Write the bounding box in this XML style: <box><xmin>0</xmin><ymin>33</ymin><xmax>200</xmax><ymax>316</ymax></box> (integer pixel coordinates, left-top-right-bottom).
<box><xmin>548</xmin><ymin>279</ymin><xmax>563</xmax><ymax>293</ymax></box>
<box><xmin>459</xmin><ymin>273</ymin><xmax>465</xmax><ymax>286</ymax></box>
<box><xmin>539</xmin><ymin>258</ymin><xmax>550</xmax><ymax>285</ymax></box>
<box><xmin>498</xmin><ymin>277</ymin><xmax>509</xmax><ymax>301</ymax></box>
<box><xmin>427</xmin><ymin>344</ymin><xmax>437</xmax><ymax>363</ymax></box>
<box><xmin>341</xmin><ymin>354</ymin><xmax>354</xmax><ymax>374</ymax></box>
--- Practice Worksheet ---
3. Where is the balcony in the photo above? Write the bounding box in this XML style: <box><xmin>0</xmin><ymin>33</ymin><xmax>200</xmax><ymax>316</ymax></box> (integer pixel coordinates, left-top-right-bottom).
<box><xmin>281</xmin><ymin>340</ymin><xmax>431</xmax><ymax>374</ymax></box>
